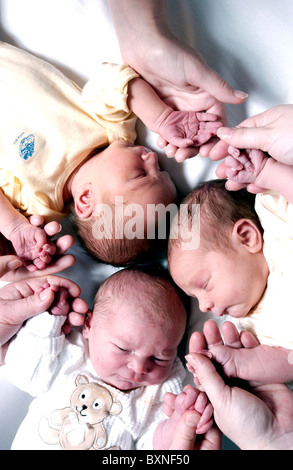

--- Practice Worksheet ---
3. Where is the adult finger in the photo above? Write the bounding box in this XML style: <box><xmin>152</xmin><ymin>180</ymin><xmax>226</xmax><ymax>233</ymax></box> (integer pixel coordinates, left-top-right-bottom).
<box><xmin>185</xmin><ymin>353</ymin><xmax>228</xmax><ymax>407</ymax></box>
<box><xmin>8</xmin><ymin>287</ymin><xmax>56</xmax><ymax>322</ymax></box>
<box><xmin>192</xmin><ymin>60</ymin><xmax>248</xmax><ymax>105</ymax></box>
<box><xmin>0</xmin><ymin>256</ymin><xmax>23</xmax><ymax>278</ymax></box>
<box><xmin>217</xmin><ymin>126</ymin><xmax>270</xmax><ymax>152</ymax></box>
<box><xmin>221</xmin><ymin>321</ymin><xmax>243</xmax><ymax>348</ymax></box>
<box><xmin>169</xmin><ymin>410</ymin><xmax>200</xmax><ymax>450</ymax></box>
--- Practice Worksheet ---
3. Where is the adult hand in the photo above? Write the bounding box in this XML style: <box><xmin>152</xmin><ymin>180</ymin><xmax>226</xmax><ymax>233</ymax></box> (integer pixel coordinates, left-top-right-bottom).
<box><xmin>186</xmin><ymin>353</ymin><xmax>293</xmax><ymax>450</ymax></box>
<box><xmin>169</xmin><ymin>409</ymin><xmax>221</xmax><ymax>450</ymax></box>
<box><xmin>108</xmin><ymin>0</ymin><xmax>247</xmax><ymax>157</ymax></box>
<box><xmin>0</xmin><ymin>215</ymin><xmax>75</xmax><ymax>282</ymax></box>
<box><xmin>163</xmin><ymin>385</ymin><xmax>221</xmax><ymax>450</ymax></box>
<box><xmin>211</xmin><ymin>105</ymin><xmax>293</xmax><ymax>163</ymax></box>
<box><xmin>0</xmin><ymin>269</ymin><xmax>87</xmax><ymax>347</ymax></box>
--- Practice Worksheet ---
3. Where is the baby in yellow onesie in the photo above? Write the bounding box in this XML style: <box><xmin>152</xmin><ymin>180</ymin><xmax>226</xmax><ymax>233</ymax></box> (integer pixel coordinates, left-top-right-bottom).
<box><xmin>169</xmin><ymin>145</ymin><xmax>293</xmax><ymax>384</ymax></box>
<box><xmin>0</xmin><ymin>42</ymin><xmax>222</xmax><ymax>268</ymax></box>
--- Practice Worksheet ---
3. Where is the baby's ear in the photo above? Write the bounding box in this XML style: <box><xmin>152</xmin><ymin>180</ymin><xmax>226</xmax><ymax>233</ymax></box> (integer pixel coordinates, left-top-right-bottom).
<box><xmin>232</xmin><ymin>218</ymin><xmax>263</xmax><ymax>253</ymax></box>
<box><xmin>82</xmin><ymin>311</ymin><xmax>93</xmax><ymax>338</ymax></box>
<box><xmin>74</xmin><ymin>183</ymin><xmax>95</xmax><ymax>218</ymax></box>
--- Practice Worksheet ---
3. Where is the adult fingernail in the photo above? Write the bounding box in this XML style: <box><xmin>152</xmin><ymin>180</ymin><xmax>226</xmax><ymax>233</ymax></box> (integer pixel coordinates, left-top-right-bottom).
<box><xmin>185</xmin><ymin>354</ymin><xmax>197</xmax><ymax>368</ymax></box>
<box><xmin>217</xmin><ymin>127</ymin><xmax>233</xmax><ymax>139</ymax></box>
<box><xmin>8</xmin><ymin>259</ymin><xmax>22</xmax><ymax>270</ymax></box>
<box><xmin>40</xmin><ymin>287</ymin><xmax>52</xmax><ymax>300</ymax></box>
<box><xmin>185</xmin><ymin>412</ymin><xmax>200</xmax><ymax>428</ymax></box>
<box><xmin>233</xmin><ymin>90</ymin><xmax>249</xmax><ymax>100</ymax></box>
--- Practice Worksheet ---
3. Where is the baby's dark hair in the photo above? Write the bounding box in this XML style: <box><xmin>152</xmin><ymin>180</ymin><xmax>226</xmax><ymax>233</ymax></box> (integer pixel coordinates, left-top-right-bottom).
<box><xmin>70</xmin><ymin>203</ymin><xmax>157</xmax><ymax>267</ymax></box>
<box><xmin>169</xmin><ymin>179</ymin><xmax>263</xmax><ymax>257</ymax></box>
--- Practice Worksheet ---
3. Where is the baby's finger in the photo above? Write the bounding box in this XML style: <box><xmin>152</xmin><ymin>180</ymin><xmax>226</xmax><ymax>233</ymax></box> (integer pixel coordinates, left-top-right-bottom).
<box><xmin>195</xmin><ymin>112</ymin><xmax>218</xmax><ymax>122</ymax></box>
<box><xmin>196</xmin><ymin>417</ymin><xmax>214</xmax><ymax>435</ymax></box>
<box><xmin>49</xmin><ymin>286</ymin><xmax>70</xmax><ymax>316</ymax></box>
<box><xmin>62</xmin><ymin>319</ymin><xmax>72</xmax><ymax>335</ymax></box>
<box><xmin>70</xmin><ymin>297</ymin><xmax>90</xmax><ymax>314</ymax></box>
<box><xmin>196</xmin><ymin>403</ymin><xmax>214</xmax><ymax>434</ymax></box>
<box><xmin>174</xmin><ymin>146</ymin><xmax>199</xmax><ymax>162</ymax></box>
<box><xmin>39</xmin><ymin>251</ymin><xmax>53</xmax><ymax>265</ymax></box>
<box><xmin>227</xmin><ymin>145</ymin><xmax>241</xmax><ymax>158</ymax></box>
<box><xmin>165</xmin><ymin>143</ymin><xmax>178</xmax><ymax>158</ymax></box>
<box><xmin>194</xmin><ymin>392</ymin><xmax>208</xmax><ymax>415</ymax></box>
<box><xmin>31</xmin><ymin>255</ymin><xmax>47</xmax><ymax>270</ymax></box>
<box><xmin>156</xmin><ymin>136</ymin><xmax>168</xmax><ymax>149</ymax></box>
<box><xmin>67</xmin><ymin>311</ymin><xmax>85</xmax><ymax>327</ymax></box>
<box><xmin>225</xmin><ymin>155</ymin><xmax>243</xmax><ymax>170</ymax></box>
<box><xmin>23</xmin><ymin>260</ymin><xmax>38</xmax><ymax>272</ymax></box>
<box><xmin>43</xmin><ymin>221</ymin><xmax>62</xmax><ymax>237</ymax></box>
<box><xmin>43</xmin><ymin>242</ymin><xmax>57</xmax><ymax>256</ymax></box>
<box><xmin>177</xmin><ymin>387</ymin><xmax>200</xmax><ymax>412</ymax></box>
<box><xmin>226</xmin><ymin>167</ymin><xmax>240</xmax><ymax>179</ymax></box>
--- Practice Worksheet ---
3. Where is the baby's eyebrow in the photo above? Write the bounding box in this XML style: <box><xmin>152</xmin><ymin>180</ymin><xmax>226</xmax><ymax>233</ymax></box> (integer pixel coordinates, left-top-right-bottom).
<box><xmin>114</xmin><ymin>336</ymin><xmax>133</xmax><ymax>348</ymax></box>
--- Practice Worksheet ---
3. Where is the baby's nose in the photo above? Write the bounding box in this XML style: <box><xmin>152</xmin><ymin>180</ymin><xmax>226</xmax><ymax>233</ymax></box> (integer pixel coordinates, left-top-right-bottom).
<box><xmin>198</xmin><ymin>297</ymin><xmax>214</xmax><ymax>314</ymax></box>
<box><xmin>141</xmin><ymin>151</ymin><xmax>159</xmax><ymax>172</ymax></box>
<box><xmin>128</xmin><ymin>356</ymin><xmax>148</xmax><ymax>374</ymax></box>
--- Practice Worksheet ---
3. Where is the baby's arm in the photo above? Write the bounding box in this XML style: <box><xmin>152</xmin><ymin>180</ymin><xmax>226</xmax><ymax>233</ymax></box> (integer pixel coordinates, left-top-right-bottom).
<box><xmin>127</xmin><ymin>77</ymin><xmax>222</xmax><ymax>161</ymax></box>
<box><xmin>0</xmin><ymin>190</ymin><xmax>56</xmax><ymax>271</ymax></box>
<box><xmin>187</xmin><ymin>320</ymin><xmax>293</xmax><ymax>384</ymax></box>
<box><xmin>153</xmin><ymin>385</ymin><xmax>213</xmax><ymax>450</ymax></box>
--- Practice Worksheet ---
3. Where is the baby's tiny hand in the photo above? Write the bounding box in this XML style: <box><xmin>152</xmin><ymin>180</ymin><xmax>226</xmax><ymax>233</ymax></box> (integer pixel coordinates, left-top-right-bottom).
<box><xmin>224</xmin><ymin>147</ymin><xmax>268</xmax><ymax>186</ymax></box>
<box><xmin>164</xmin><ymin>385</ymin><xmax>213</xmax><ymax>435</ymax></box>
<box><xmin>36</xmin><ymin>280</ymin><xmax>88</xmax><ymax>334</ymax></box>
<box><xmin>158</xmin><ymin>111</ymin><xmax>223</xmax><ymax>161</ymax></box>
<box><xmin>10</xmin><ymin>222</ymin><xmax>56</xmax><ymax>272</ymax></box>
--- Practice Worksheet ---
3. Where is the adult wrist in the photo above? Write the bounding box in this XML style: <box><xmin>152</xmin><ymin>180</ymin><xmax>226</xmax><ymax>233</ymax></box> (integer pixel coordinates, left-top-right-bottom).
<box><xmin>261</xmin><ymin>433</ymin><xmax>293</xmax><ymax>450</ymax></box>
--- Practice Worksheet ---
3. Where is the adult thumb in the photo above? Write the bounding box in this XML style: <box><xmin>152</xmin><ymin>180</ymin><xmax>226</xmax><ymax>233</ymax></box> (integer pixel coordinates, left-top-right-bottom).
<box><xmin>0</xmin><ymin>256</ymin><xmax>22</xmax><ymax>278</ymax></box>
<box><xmin>196</xmin><ymin>62</ymin><xmax>248</xmax><ymax>105</ymax></box>
<box><xmin>186</xmin><ymin>353</ymin><xmax>227</xmax><ymax>407</ymax></box>
<box><xmin>11</xmin><ymin>287</ymin><xmax>55</xmax><ymax>321</ymax></box>
<box><xmin>169</xmin><ymin>410</ymin><xmax>200</xmax><ymax>450</ymax></box>
<box><xmin>217</xmin><ymin>126</ymin><xmax>269</xmax><ymax>152</ymax></box>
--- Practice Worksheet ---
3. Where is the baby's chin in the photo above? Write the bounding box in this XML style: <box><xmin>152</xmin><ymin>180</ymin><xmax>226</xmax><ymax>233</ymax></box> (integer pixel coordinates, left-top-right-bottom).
<box><xmin>225</xmin><ymin>305</ymin><xmax>252</xmax><ymax>319</ymax></box>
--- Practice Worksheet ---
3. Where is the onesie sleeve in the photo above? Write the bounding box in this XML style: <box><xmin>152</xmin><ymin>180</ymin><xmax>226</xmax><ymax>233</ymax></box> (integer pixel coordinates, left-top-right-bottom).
<box><xmin>136</xmin><ymin>358</ymin><xmax>186</xmax><ymax>450</ymax></box>
<box><xmin>5</xmin><ymin>312</ymin><xmax>66</xmax><ymax>396</ymax></box>
<box><xmin>82</xmin><ymin>63</ymin><xmax>139</xmax><ymax>143</ymax></box>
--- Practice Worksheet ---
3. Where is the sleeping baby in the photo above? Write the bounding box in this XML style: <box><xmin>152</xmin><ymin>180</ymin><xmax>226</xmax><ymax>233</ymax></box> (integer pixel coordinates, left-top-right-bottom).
<box><xmin>169</xmin><ymin>170</ymin><xmax>293</xmax><ymax>384</ymax></box>
<box><xmin>0</xmin><ymin>42</ymin><xmax>221</xmax><ymax>269</ymax></box>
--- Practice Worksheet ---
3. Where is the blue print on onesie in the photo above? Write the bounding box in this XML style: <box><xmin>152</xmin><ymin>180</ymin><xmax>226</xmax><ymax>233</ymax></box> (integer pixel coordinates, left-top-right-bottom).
<box><xmin>19</xmin><ymin>134</ymin><xmax>35</xmax><ymax>160</ymax></box>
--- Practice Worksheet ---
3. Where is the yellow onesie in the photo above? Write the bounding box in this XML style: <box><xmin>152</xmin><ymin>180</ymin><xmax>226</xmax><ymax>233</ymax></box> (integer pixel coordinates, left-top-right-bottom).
<box><xmin>237</xmin><ymin>191</ymin><xmax>293</xmax><ymax>349</ymax></box>
<box><xmin>0</xmin><ymin>42</ymin><xmax>139</xmax><ymax>221</ymax></box>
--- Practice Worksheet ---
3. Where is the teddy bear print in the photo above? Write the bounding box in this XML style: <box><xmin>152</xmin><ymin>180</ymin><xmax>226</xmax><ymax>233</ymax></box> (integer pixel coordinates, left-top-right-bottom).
<box><xmin>39</xmin><ymin>375</ymin><xmax>122</xmax><ymax>450</ymax></box>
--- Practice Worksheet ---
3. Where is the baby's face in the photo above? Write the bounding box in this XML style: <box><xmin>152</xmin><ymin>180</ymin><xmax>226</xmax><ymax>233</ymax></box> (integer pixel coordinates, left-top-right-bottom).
<box><xmin>92</xmin><ymin>140</ymin><xmax>176</xmax><ymax>207</ymax></box>
<box><xmin>83</xmin><ymin>300</ymin><xmax>182</xmax><ymax>391</ymax></box>
<box><xmin>170</xmin><ymin>245</ymin><xmax>268</xmax><ymax>319</ymax></box>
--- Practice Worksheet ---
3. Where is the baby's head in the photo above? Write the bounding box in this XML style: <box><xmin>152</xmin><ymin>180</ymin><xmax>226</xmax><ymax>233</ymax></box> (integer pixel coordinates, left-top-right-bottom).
<box><xmin>83</xmin><ymin>266</ymin><xmax>187</xmax><ymax>391</ymax></box>
<box><xmin>71</xmin><ymin>140</ymin><xmax>177</xmax><ymax>266</ymax></box>
<box><xmin>168</xmin><ymin>179</ymin><xmax>269</xmax><ymax>319</ymax></box>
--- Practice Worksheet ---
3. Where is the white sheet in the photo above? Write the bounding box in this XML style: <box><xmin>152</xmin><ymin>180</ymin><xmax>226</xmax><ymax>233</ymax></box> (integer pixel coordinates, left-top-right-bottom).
<box><xmin>0</xmin><ymin>0</ymin><xmax>293</xmax><ymax>450</ymax></box>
